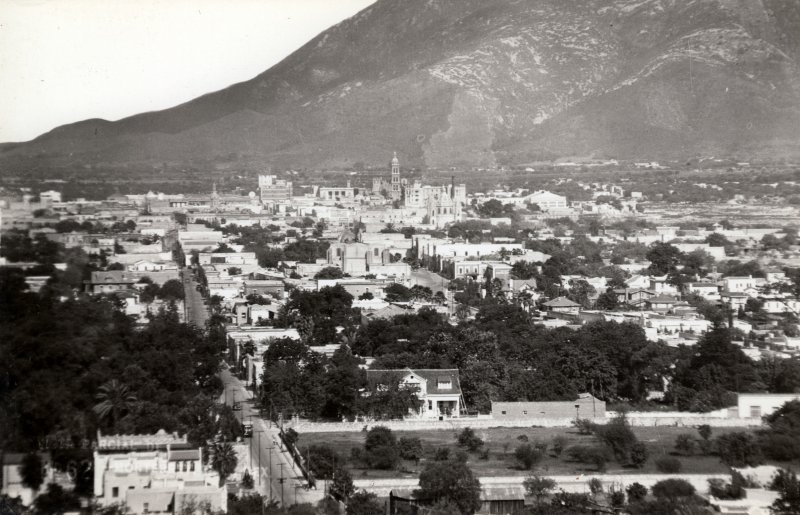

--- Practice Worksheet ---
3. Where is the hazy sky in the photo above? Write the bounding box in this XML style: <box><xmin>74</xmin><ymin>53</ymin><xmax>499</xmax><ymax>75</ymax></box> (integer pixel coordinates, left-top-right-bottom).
<box><xmin>0</xmin><ymin>0</ymin><xmax>376</xmax><ymax>142</ymax></box>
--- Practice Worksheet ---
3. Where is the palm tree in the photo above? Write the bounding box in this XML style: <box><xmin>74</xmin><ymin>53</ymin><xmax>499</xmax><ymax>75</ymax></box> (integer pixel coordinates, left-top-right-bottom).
<box><xmin>210</xmin><ymin>442</ymin><xmax>238</xmax><ymax>486</ymax></box>
<box><xmin>93</xmin><ymin>379</ymin><xmax>137</xmax><ymax>431</ymax></box>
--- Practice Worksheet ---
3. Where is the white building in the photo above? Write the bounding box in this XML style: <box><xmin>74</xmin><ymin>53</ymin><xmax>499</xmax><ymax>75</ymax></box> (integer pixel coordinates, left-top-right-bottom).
<box><xmin>93</xmin><ymin>431</ymin><xmax>226</xmax><ymax>514</ymax></box>
<box><xmin>737</xmin><ymin>393</ymin><xmax>800</xmax><ymax>419</ymax></box>
<box><xmin>365</xmin><ymin>368</ymin><xmax>465</xmax><ymax>419</ymax></box>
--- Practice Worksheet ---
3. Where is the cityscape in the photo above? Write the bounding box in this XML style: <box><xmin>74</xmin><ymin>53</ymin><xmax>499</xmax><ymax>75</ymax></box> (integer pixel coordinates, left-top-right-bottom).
<box><xmin>2</xmin><ymin>1</ymin><xmax>800</xmax><ymax>515</ymax></box>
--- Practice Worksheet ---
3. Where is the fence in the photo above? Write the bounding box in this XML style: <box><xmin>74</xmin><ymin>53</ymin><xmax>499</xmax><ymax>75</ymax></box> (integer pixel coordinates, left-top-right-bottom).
<box><xmin>285</xmin><ymin>414</ymin><xmax>763</xmax><ymax>433</ymax></box>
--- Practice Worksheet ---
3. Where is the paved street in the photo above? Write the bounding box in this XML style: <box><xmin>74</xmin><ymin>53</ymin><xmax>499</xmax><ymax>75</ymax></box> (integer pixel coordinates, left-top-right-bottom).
<box><xmin>182</xmin><ymin>269</ymin><xmax>209</xmax><ymax>327</ymax></box>
<box><xmin>219</xmin><ymin>366</ymin><xmax>322</xmax><ymax>507</ymax></box>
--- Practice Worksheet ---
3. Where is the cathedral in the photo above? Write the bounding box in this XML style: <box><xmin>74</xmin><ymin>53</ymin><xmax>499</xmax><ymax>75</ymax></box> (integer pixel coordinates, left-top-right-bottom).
<box><xmin>371</xmin><ymin>152</ymin><xmax>466</xmax><ymax>227</ymax></box>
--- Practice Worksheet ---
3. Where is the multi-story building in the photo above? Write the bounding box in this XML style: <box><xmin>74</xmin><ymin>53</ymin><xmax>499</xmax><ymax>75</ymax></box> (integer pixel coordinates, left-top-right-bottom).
<box><xmin>93</xmin><ymin>431</ymin><xmax>226</xmax><ymax>514</ymax></box>
<box><xmin>258</xmin><ymin>174</ymin><xmax>293</xmax><ymax>203</ymax></box>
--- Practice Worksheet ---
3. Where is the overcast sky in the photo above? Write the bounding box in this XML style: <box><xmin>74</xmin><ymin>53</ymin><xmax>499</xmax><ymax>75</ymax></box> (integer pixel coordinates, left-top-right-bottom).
<box><xmin>0</xmin><ymin>0</ymin><xmax>375</xmax><ymax>142</ymax></box>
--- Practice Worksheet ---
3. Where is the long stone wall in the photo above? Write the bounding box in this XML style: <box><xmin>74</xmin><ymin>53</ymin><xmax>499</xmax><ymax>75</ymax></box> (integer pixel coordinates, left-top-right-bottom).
<box><xmin>352</xmin><ymin>473</ymin><xmax>731</xmax><ymax>497</ymax></box>
<box><xmin>286</xmin><ymin>414</ymin><xmax>762</xmax><ymax>433</ymax></box>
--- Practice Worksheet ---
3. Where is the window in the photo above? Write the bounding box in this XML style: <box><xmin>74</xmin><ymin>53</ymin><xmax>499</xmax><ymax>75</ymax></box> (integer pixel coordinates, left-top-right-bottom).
<box><xmin>374</xmin><ymin>248</ymin><xmax>379</xmax><ymax>257</ymax></box>
<box><xmin>143</xmin><ymin>503</ymin><xmax>149</xmax><ymax>513</ymax></box>
<box><xmin>112</xmin><ymin>487</ymin><xmax>119</xmax><ymax>498</ymax></box>
<box><xmin>190</xmin><ymin>461</ymin><xmax>195</xmax><ymax>472</ymax></box>
<box><xmin>750</xmin><ymin>406</ymin><xmax>761</xmax><ymax>418</ymax></box>
<box><xmin>182</xmin><ymin>461</ymin><xmax>188</xmax><ymax>472</ymax></box>
<box><xmin>437</xmin><ymin>379</ymin><xmax>451</xmax><ymax>389</ymax></box>
<box><xmin>523</xmin><ymin>410</ymin><xmax>528</xmax><ymax>415</ymax></box>
<box><xmin>501</xmin><ymin>411</ymin><xmax>507</xmax><ymax>415</ymax></box>
<box><xmin>175</xmin><ymin>462</ymin><xmax>180</xmax><ymax>472</ymax></box>
<box><xmin>428</xmin><ymin>400</ymin><xmax>432</xmax><ymax>410</ymax></box>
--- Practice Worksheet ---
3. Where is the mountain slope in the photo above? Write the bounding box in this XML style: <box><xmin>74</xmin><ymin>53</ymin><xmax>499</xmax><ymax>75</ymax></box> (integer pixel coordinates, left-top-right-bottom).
<box><xmin>4</xmin><ymin>0</ymin><xmax>800</xmax><ymax>169</ymax></box>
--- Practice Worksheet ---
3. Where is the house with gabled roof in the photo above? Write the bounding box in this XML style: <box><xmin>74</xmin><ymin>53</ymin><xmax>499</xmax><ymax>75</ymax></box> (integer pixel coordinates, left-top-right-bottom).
<box><xmin>365</xmin><ymin>368</ymin><xmax>465</xmax><ymax>419</ymax></box>
<box><xmin>542</xmin><ymin>296</ymin><xmax>581</xmax><ymax>314</ymax></box>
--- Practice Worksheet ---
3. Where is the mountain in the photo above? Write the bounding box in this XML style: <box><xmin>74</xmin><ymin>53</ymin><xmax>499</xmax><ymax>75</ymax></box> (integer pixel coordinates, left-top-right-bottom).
<box><xmin>4</xmin><ymin>0</ymin><xmax>800</xmax><ymax>169</ymax></box>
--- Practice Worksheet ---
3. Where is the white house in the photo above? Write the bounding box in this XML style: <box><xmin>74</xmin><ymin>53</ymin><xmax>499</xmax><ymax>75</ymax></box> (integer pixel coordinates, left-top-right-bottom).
<box><xmin>737</xmin><ymin>393</ymin><xmax>800</xmax><ymax>419</ymax></box>
<box><xmin>365</xmin><ymin>368</ymin><xmax>465</xmax><ymax>419</ymax></box>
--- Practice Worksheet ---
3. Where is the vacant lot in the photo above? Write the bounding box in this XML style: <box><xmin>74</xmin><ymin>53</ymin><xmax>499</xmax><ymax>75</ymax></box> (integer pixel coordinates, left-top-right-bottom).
<box><xmin>297</xmin><ymin>425</ymin><xmax>755</xmax><ymax>480</ymax></box>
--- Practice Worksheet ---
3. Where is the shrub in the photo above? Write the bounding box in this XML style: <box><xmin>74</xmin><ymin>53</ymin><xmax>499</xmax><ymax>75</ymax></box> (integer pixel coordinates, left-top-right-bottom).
<box><xmin>517</xmin><ymin>434</ymin><xmax>529</xmax><ymax>442</ymax></box>
<box><xmin>523</xmin><ymin>475</ymin><xmax>556</xmax><ymax>504</ymax></box>
<box><xmin>593</xmin><ymin>414</ymin><xmax>639</xmax><ymax>463</ymax></box>
<box><xmin>241</xmin><ymin>469</ymin><xmax>254</xmax><ymax>489</ymax></box>
<box><xmin>655</xmin><ymin>456</ymin><xmax>682</xmax><ymax>473</ymax></box>
<box><xmin>572</xmin><ymin>418</ymin><xmax>596</xmax><ymax>435</ymax></box>
<box><xmin>610</xmin><ymin>489</ymin><xmax>626</xmax><ymax>507</ymax></box>
<box><xmin>630</xmin><ymin>441</ymin><xmax>648</xmax><ymax>468</ymax></box>
<box><xmin>433</xmin><ymin>448</ymin><xmax>450</xmax><ymax>461</ymax></box>
<box><xmin>457</xmin><ymin>427</ymin><xmax>484</xmax><ymax>452</ymax></box>
<box><xmin>364</xmin><ymin>426</ymin><xmax>399</xmax><ymax>470</ymax></box>
<box><xmin>651</xmin><ymin>479</ymin><xmax>696</xmax><ymax>501</ymax></box>
<box><xmin>626</xmin><ymin>482</ymin><xmax>648</xmax><ymax>502</ymax></box>
<box><xmin>715</xmin><ymin>432</ymin><xmax>763</xmax><ymax>467</ymax></box>
<box><xmin>551</xmin><ymin>435</ymin><xmax>568</xmax><ymax>457</ymax></box>
<box><xmin>588</xmin><ymin>478</ymin><xmax>603</xmax><ymax>496</ymax></box>
<box><xmin>514</xmin><ymin>444</ymin><xmax>544</xmax><ymax>470</ymax></box>
<box><xmin>398</xmin><ymin>437</ymin><xmax>423</xmax><ymax>462</ymax></box>
<box><xmin>305</xmin><ymin>444</ymin><xmax>340</xmax><ymax>479</ymax></box>
<box><xmin>675</xmin><ymin>433</ymin><xmax>696</xmax><ymax>456</ymax></box>
<box><xmin>565</xmin><ymin>445</ymin><xmax>610</xmax><ymax>472</ymax></box>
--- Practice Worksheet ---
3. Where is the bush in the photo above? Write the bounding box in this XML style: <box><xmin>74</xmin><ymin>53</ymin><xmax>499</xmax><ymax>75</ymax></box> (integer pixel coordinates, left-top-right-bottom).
<box><xmin>364</xmin><ymin>426</ymin><xmax>399</xmax><ymax>470</ymax></box>
<box><xmin>655</xmin><ymin>456</ymin><xmax>682</xmax><ymax>473</ymax></box>
<box><xmin>572</xmin><ymin>418</ymin><xmax>596</xmax><ymax>435</ymax></box>
<box><xmin>514</xmin><ymin>444</ymin><xmax>544</xmax><ymax>470</ymax></box>
<box><xmin>697</xmin><ymin>424</ymin><xmax>712</xmax><ymax>441</ymax></box>
<box><xmin>433</xmin><ymin>448</ymin><xmax>450</xmax><ymax>461</ymax></box>
<box><xmin>630</xmin><ymin>441</ymin><xmax>648</xmax><ymax>468</ymax></box>
<box><xmin>565</xmin><ymin>445</ymin><xmax>611</xmax><ymax>471</ymax></box>
<box><xmin>610</xmin><ymin>489</ymin><xmax>626</xmax><ymax>507</ymax></box>
<box><xmin>675</xmin><ymin>433</ymin><xmax>696</xmax><ymax>456</ymax></box>
<box><xmin>241</xmin><ymin>469</ymin><xmax>254</xmax><ymax>489</ymax></box>
<box><xmin>626</xmin><ymin>482</ymin><xmax>648</xmax><ymax>502</ymax></box>
<box><xmin>305</xmin><ymin>444</ymin><xmax>340</xmax><ymax>479</ymax></box>
<box><xmin>715</xmin><ymin>432</ymin><xmax>763</xmax><ymax>467</ymax></box>
<box><xmin>593</xmin><ymin>414</ymin><xmax>639</xmax><ymax>464</ymax></box>
<box><xmin>551</xmin><ymin>435</ymin><xmax>568</xmax><ymax>457</ymax></box>
<box><xmin>457</xmin><ymin>427</ymin><xmax>484</xmax><ymax>452</ymax></box>
<box><xmin>651</xmin><ymin>479</ymin><xmax>696</xmax><ymax>501</ymax></box>
<box><xmin>588</xmin><ymin>478</ymin><xmax>603</xmax><ymax>496</ymax></box>
<box><xmin>398</xmin><ymin>437</ymin><xmax>423</xmax><ymax>462</ymax></box>
<box><xmin>523</xmin><ymin>475</ymin><xmax>556</xmax><ymax>504</ymax></box>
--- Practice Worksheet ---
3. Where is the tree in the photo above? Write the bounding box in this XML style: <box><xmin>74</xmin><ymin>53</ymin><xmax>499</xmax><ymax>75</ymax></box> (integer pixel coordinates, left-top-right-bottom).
<box><xmin>675</xmin><ymin>433</ymin><xmax>696</xmax><ymax>456</ymax></box>
<box><xmin>715</xmin><ymin>432</ymin><xmax>763</xmax><ymax>467</ymax></box>
<box><xmin>761</xmin><ymin>400</ymin><xmax>800</xmax><ymax>461</ymax></box>
<box><xmin>398</xmin><ymin>437</ymin><xmax>423</xmax><ymax>462</ymax></box>
<box><xmin>305</xmin><ymin>445</ymin><xmax>340</xmax><ymax>479</ymax></box>
<box><xmin>19</xmin><ymin>452</ymin><xmax>45</xmax><ymax>492</ymax></box>
<box><xmin>159</xmin><ymin>279</ymin><xmax>185</xmax><ymax>301</ymax></box>
<box><xmin>346</xmin><ymin>490</ymin><xmax>383</xmax><ymax>515</ymax></box>
<box><xmin>457</xmin><ymin>427</ymin><xmax>484</xmax><ymax>452</ymax></box>
<box><xmin>331</xmin><ymin>467</ymin><xmax>355</xmax><ymax>501</ymax></box>
<box><xmin>315</xmin><ymin>267</ymin><xmax>344</xmax><ymax>280</ymax></box>
<box><xmin>510</xmin><ymin>261</ymin><xmax>539</xmax><ymax>280</ymax></box>
<box><xmin>523</xmin><ymin>475</ymin><xmax>556</xmax><ymax>504</ymax></box>
<box><xmin>651</xmin><ymin>479</ymin><xmax>696</xmax><ymax>501</ymax></box>
<box><xmin>626</xmin><ymin>482</ymin><xmax>648</xmax><ymax>502</ymax></box>
<box><xmin>384</xmin><ymin>283</ymin><xmax>413</xmax><ymax>302</ymax></box>
<box><xmin>771</xmin><ymin>469</ymin><xmax>800</xmax><ymax>514</ymax></box>
<box><xmin>514</xmin><ymin>444</ymin><xmax>544</xmax><ymax>470</ymax></box>
<box><xmin>33</xmin><ymin>483</ymin><xmax>80</xmax><ymax>514</ymax></box>
<box><xmin>363</xmin><ymin>426</ymin><xmax>399</xmax><ymax>470</ymax></box>
<box><xmin>93</xmin><ymin>380</ymin><xmax>137</xmax><ymax>431</ymax></box>
<box><xmin>416</xmin><ymin>459</ymin><xmax>482</xmax><ymax>515</ymax></box>
<box><xmin>647</xmin><ymin>242</ymin><xmax>683</xmax><ymax>276</ymax></box>
<box><xmin>210</xmin><ymin>441</ymin><xmax>238</xmax><ymax>485</ymax></box>
<box><xmin>595</xmin><ymin>288</ymin><xmax>618</xmax><ymax>310</ymax></box>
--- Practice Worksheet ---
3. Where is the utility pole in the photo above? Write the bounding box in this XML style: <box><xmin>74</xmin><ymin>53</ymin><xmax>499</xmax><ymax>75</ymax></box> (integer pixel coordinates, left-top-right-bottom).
<box><xmin>279</xmin><ymin>463</ymin><xmax>286</xmax><ymax>506</ymax></box>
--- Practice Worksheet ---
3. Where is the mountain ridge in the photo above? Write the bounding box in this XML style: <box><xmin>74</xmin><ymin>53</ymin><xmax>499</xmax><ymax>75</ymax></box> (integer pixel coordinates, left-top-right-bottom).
<box><xmin>3</xmin><ymin>0</ymin><xmax>800</xmax><ymax>169</ymax></box>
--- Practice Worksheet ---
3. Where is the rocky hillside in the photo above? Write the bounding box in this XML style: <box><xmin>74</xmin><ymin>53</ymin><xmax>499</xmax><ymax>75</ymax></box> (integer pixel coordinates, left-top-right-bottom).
<box><xmin>4</xmin><ymin>0</ymin><xmax>800</xmax><ymax>169</ymax></box>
